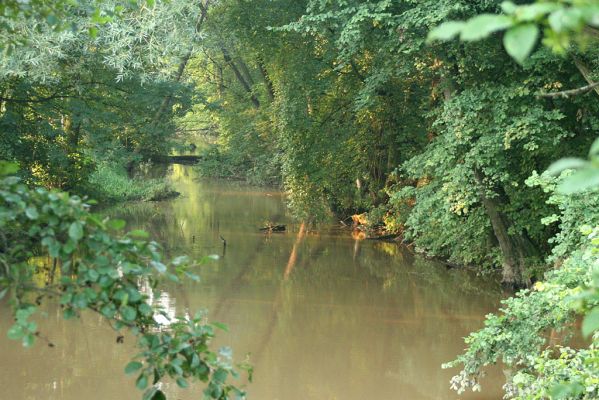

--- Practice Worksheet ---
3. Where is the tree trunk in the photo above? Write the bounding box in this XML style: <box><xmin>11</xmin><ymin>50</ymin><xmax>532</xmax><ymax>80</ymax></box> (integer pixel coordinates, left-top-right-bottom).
<box><xmin>473</xmin><ymin>169</ymin><xmax>533</xmax><ymax>287</ymax></box>
<box><xmin>572</xmin><ymin>56</ymin><xmax>599</xmax><ymax>97</ymax></box>
<box><xmin>217</xmin><ymin>63</ymin><xmax>224</xmax><ymax>99</ymax></box>
<box><xmin>221</xmin><ymin>47</ymin><xmax>260</xmax><ymax>108</ymax></box>
<box><xmin>237</xmin><ymin>57</ymin><xmax>255</xmax><ymax>87</ymax></box>
<box><xmin>257</xmin><ymin>58</ymin><xmax>275</xmax><ymax>102</ymax></box>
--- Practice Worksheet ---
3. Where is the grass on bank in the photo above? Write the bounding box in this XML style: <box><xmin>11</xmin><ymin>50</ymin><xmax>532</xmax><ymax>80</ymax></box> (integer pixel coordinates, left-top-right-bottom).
<box><xmin>86</xmin><ymin>163</ymin><xmax>179</xmax><ymax>203</ymax></box>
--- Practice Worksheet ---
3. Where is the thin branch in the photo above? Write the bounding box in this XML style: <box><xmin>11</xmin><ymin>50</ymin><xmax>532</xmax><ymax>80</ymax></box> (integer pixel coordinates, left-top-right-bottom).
<box><xmin>536</xmin><ymin>81</ymin><xmax>599</xmax><ymax>98</ymax></box>
<box><xmin>0</xmin><ymin>93</ymin><xmax>73</xmax><ymax>103</ymax></box>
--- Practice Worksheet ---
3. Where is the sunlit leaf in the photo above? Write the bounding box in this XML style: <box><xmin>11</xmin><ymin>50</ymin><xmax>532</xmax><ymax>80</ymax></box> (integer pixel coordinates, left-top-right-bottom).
<box><xmin>427</xmin><ymin>21</ymin><xmax>465</xmax><ymax>42</ymax></box>
<box><xmin>68</xmin><ymin>221</ymin><xmax>84</xmax><ymax>241</ymax></box>
<box><xmin>546</xmin><ymin>157</ymin><xmax>588</xmax><ymax>176</ymax></box>
<box><xmin>107</xmin><ymin>219</ymin><xmax>126</xmax><ymax>230</ymax></box>
<box><xmin>460</xmin><ymin>14</ymin><xmax>513</xmax><ymax>41</ymax></box>
<box><xmin>25</xmin><ymin>206</ymin><xmax>39</xmax><ymax>220</ymax></box>
<box><xmin>557</xmin><ymin>167</ymin><xmax>599</xmax><ymax>194</ymax></box>
<box><xmin>504</xmin><ymin>23</ymin><xmax>539</xmax><ymax>63</ymax></box>
<box><xmin>582</xmin><ymin>307</ymin><xmax>599</xmax><ymax>337</ymax></box>
<box><xmin>589</xmin><ymin>137</ymin><xmax>599</xmax><ymax>159</ymax></box>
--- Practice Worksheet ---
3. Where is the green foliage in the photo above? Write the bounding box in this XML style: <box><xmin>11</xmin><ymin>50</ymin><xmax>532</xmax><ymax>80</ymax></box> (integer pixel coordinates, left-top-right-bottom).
<box><xmin>0</xmin><ymin>0</ymin><xmax>202</xmax><ymax>192</ymax></box>
<box><xmin>86</xmin><ymin>163</ymin><xmax>178</xmax><ymax>202</ymax></box>
<box><xmin>429</xmin><ymin>0</ymin><xmax>599</xmax><ymax>62</ymax></box>
<box><xmin>444</xmin><ymin>228</ymin><xmax>599</xmax><ymax>398</ymax></box>
<box><xmin>546</xmin><ymin>137</ymin><xmax>599</xmax><ymax>194</ymax></box>
<box><xmin>526</xmin><ymin>170</ymin><xmax>599</xmax><ymax>263</ymax></box>
<box><xmin>0</xmin><ymin>164</ymin><xmax>248</xmax><ymax>399</ymax></box>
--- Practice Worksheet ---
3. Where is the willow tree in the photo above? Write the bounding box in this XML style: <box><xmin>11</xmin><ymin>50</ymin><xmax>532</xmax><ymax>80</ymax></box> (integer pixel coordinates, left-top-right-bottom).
<box><xmin>0</xmin><ymin>0</ymin><xmax>206</xmax><ymax>189</ymax></box>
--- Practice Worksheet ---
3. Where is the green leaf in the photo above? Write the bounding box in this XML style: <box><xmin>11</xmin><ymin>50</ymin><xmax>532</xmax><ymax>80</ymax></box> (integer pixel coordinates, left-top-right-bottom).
<box><xmin>460</xmin><ymin>14</ymin><xmax>513</xmax><ymax>41</ymax></box>
<box><xmin>546</xmin><ymin>158</ymin><xmax>588</xmax><ymax>176</ymax></box>
<box><xmin>0</xmin><ymin>161</ymin><xmax>19</xmax><ymax>176</ymax></box>
<box><xmin>107</xmin><ymin>219</ymin><xmax>126</xmax><ymax>230</ymax></box>
<box><xmin>213</xmin><ymin>368</ymin><xmax>228</xmax><ymax>383</ymax></box>
<box><xmin>503</xmin><ymin>23</ymin><xmax>539</xmax><ymax>64</ymax></box>
<box><xmin>129</xmin><ymin>229</ymin><xmax>149</xmax><ymax>238</ymax></box>
<box><xmin>150</xmin><ymin>261</ymin><xmax>167</xmax><ymax>273</ymax></box>
<box><xmin>557</xmin><ymin>167</ymin><xmax>599</xmax><ymax>194</ymax></box>
<box><xmin>7</xmin><ymin>324</ymin><xmax>23</xmax><ymax>340</ymax></box>
<box><xmin>136</xmin><ymin>374</ymin><xmax>148</xmax><ymax>390</ymax></box>
<box><xmin>549</xmin><ymin>8</ymin><xmax>584</xmax><ymax>33</ymax></box>
<box><xmin>589</xmin><ymin>137</ymin><xmax>599</xmax><ymax>159</ymax></box>
<box><xmin>550</xmin><ymin>382</ymin><xmax>585</xmax><ymax>399</ymax></box>
<box><xmin>63</xmin><ymin>308</ymin><xmax>76</xmax><ymax>320</ymax></box>
<box><xmin>172</xmin><ymin>255</ymin><xmax>189</xmax><ymax>266</ymax></box>
<box><xmin>176</xmin><ymin>378</ymin><xmax>189</xmax><ymax>388</ymax></box>
<box><xmin>22</xmin><ymin>333</ymin><xmax>35</xmax><ymax>348</ymax></box>
<box><xmin>68</xmin><ymin>221</ymin><xmax>84</xmax><ymax>241</ymax></box>
<box><xmin>138</xmin><ymin>303</ymin><xmax>153</xmax><ymax>317</ymax></box>
<box><xmin>25</xmin><ymin>206</ymin><xmax>39</xmax><ymax>220</ymax></box>
<box><xmin>427</xmin><ymin>21</ymin><xmax>465</xmax><ymax>42</ymax></box>
<box><xmin>212</xmin><ymin>322</ymin><xmax>229</xmax><ymax>332</ymax></box>
<box><xmin>121</xmin><ymin>306</ymin><xmax>137</xmax><ymax>322</ymax></box>
<box><xmin>515</xmin><ymin>3</ymin><xmax>561</xmax><ymax>21</ymax></box>
<box><xmin>125</xmin><ymin>361</ymin><xmax>143</xmax><ymax>375</ymax></box>
<box><xmin>501</xmin><ymin>1</ymin><xmax>517</xmax><ymax>14</ymax></box>
<box><xmin>87</xmin><ymin>269</ymin><xmax>99</xmax><ymax>282</ymax></box>
<box><xmin>582</xmin><ymin>307</ymin><xmax>599</xmax><ymax>337</ymax></box>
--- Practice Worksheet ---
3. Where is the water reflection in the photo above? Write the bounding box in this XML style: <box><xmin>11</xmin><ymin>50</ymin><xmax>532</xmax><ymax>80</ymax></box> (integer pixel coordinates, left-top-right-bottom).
<box><xmin>1</xmin><ymin>165</ymin><xmax>505</xmax><ymax>399</ymax></box>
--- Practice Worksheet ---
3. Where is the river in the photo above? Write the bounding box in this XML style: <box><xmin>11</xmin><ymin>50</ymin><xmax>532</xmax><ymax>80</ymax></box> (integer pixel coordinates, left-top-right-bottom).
<box><xmin>0</xmin><ymin>164</ymin><xmax>505</xmax><ymax>399</ymax></box>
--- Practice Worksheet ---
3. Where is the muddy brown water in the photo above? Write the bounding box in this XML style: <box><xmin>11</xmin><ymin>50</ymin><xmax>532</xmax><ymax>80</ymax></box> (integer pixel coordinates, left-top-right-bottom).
<box><xmin>0</xmin><ymin>165</ymin><xmax>505</xmax><ymax>399</ymax></box>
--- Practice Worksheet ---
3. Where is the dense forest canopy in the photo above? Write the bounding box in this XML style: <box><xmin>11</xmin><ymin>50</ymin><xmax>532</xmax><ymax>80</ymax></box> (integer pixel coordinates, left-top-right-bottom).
<box><xmin>1</xmin><ymin>0</ymin><xmax>599</xmax><ymax>399</ymax></box>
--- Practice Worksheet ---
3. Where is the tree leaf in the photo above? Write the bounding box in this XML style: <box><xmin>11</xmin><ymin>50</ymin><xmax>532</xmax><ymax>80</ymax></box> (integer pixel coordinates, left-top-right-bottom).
<box><xmin>125</xmin><ymin>361</ymin><xmax>143</xmax><ymax>374</ymax></box>
<box><xmin>136</xmin><ymin>374</ymin><xmax>148</xmax><ymax>390</ymax></box>
<box><xmin>150</xmin><ymin>261</ymin><xmax>167</xmax><ymax>273</ymax></box>
<box><xmin>68</xmin><ymin>221</ymin><xmax>84</xmax><ymax>241</ymax></box>
<box><xmin>550</xmin><ymin>382</ymin><xmax>585</xmax><ymax>399</ymax></box>
<box><xmin>515</xmin><ymin>3</ymin><xmax>561</xmax><ymax>21</ymax></box>
<box><xmin>501</xmin><ymin>1</ymin><xmax>517</xmax><ymax>14</ymax></box>
<box><xmin>460</xmin><ymin>14</ymin><xmax>513</xmax><ymax>41</ymax></box>
<box><xmin>25</xmin><ymin>206</ymin><xmax>39</xmax><ymax>220</ymax></box>
<box><xmin>548</xmin><ymin>8</ymin><xmax>584</xmax><ymax>33</ymax></box>
<box><xmin>0</xmin><ymin>161</ymin><xmax>19</xmax><ymax>176</ymax></box>
<box><xmin>7</xmin><ymin>324</ymin><xmax>23</xmax><ymax>340</ymax></box>
<box><xmin>129</xmin><ymin>229</ymin><xmax>149</xmax><ymax>238</ymax></box>
<box><xmin>503</xmin><ymin>23</ymin><xmax>539</xmax><ymax>63</ymax></box>
<box><xmin>582</xmin><ymin>307</ymin><xmax>599</xmax><ymax>338</ymax></box>
<box><xmin>107</xmin><ymin>219</ymin><xmax>126</xmax><ymax>230</ymax></box>
<box><xmin>176</xmin><ymin>377</ymin><xmax>189</xmax><ymax>388</ymax></box>
<box><xmin>22</xmin><ymin>333</ymin><xmax>35</xmax><ymax>348</ymax></box>
<box><xmin>546</xmin><ymin>157</ymin><xmax>588</xmax><ymax>176</ymax></box>
<box><xmin>557</xmin><ymin>167</ymin><xmax>599</xmax><ymax>194</ymax></box>
<box><xmin>427</xmin><ymin>21</ymin><xmax>465</xmax><ymax>42</ymax></box>
<box><xmin>121</xmin><ymin>305</ymin><xmax>137</xmax><ymax>321</ymax></box>
<box><xmin>212</xmin><ymin>322</ymin><xmax>229</xmax><ymax>332</ymax></box>
<box><xmin>589</xmin><ymin>137</ymin><xmax>599</xmax><ymax>159</ymax></box>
